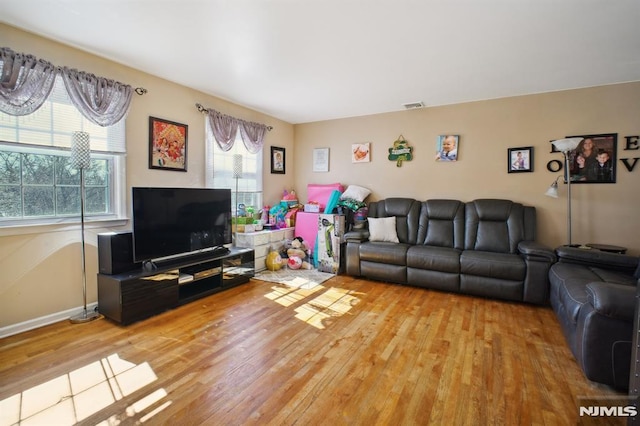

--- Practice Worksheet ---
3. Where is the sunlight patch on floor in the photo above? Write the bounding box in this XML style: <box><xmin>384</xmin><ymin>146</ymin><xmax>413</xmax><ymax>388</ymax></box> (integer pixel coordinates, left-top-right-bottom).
<box><xmin>264</xmin><ymin>285</ymin><xmax>324</xmax><ymax>307</ymax></box>
<box><xmin>0</xmin><ymin>353</ymin><xmax>169</xmax><ymax>425</ymax></box>
<box><xmin>265</xmin><ymin>284</ymin><xmax>363</xmax><ymax>329</ymax></box>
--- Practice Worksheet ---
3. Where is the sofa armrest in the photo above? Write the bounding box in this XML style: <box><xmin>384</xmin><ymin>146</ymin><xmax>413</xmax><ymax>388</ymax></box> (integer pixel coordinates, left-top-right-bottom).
<box><xmin>518</xmin><ymin>240</ymin><xmax>556</xmax><ymax>263</ymax></box>
<box><xmin>586</xmin><ymin>282</ymin><xmax>636</xmax><ymax>322</ymax></box>
<box><xmin>556</xmin><ymin>246</ymin><xmax>639</xmax><ymax>274</ymax></box>
<box><xmin>345</xmin><ymin>229</ymin><xmax>369</xmax><ymax>243</ymax></box>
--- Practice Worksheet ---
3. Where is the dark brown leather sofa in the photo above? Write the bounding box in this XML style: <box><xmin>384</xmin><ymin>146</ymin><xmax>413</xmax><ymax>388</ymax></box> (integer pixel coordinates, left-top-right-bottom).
<box><xmin>549</xmin><ymin>246</ymin><xmax>640</xmax><ymax>390</ymax></box>
<box><xmin>345</xmin><ymin>198</ymin><xmax>556</xmax><ymax>305</ymax></box>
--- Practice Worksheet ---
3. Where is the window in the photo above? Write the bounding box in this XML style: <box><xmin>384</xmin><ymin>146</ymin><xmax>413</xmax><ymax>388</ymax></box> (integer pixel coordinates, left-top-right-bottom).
<box><xmin>0</xmin><ymin>76</ymin><xmax>126</xmax><ymax>226</ymax></box>
<box><xmin>206</xmin><ymin>126</ymin><xmax>263</xmax><ymax>215</ymax></box>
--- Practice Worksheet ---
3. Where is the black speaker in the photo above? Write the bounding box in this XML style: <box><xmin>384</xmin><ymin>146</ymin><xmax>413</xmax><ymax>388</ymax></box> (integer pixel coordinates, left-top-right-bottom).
<box><xmin>98</xmin><ymin>232</ymin><xmax>140</xmax><ymax>274</ymax></box>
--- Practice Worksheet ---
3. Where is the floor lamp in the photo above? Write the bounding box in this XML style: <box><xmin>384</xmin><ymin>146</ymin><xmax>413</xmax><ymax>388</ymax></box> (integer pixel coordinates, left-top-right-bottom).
<box><xmin>233</xmin><ymin>154</ymin><xmax>243</xmax><ymax>247</ymax></box>
<box><xmin>545</xmin><ymin>137</ymin><xmax>583</xmax><ymax>247</ymax></box>
<box><xmin>70</xmin><ymin>131</ymin><xmax>101</xmax><ymax>323</ymax></box>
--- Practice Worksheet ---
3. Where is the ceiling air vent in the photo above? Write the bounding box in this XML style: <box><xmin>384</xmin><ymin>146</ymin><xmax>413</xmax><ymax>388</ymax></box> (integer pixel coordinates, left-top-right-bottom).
<box><xmin>402</xmin><ymin>101</ymin><xmax>425</xmax><ymax>110</ymax></box>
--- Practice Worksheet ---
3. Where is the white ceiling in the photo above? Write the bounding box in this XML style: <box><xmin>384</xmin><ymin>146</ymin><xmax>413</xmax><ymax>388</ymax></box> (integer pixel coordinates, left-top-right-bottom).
<box><xmin>2</xmin><ymin>0</ymin><xmax>639</xmax><ymax>124</ymax></box>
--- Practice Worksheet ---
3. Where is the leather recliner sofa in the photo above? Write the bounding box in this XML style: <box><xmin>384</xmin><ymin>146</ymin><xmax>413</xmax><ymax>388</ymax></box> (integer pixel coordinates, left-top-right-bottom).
<box><xmin>549</xmin><ymin>246</ymin><xmax>640</xmax><ymax>390</ymax></box>
<box><xmin>344</xmin><ymin>198</ymin><xmax>556</xmax><ymax>304</ymax></box>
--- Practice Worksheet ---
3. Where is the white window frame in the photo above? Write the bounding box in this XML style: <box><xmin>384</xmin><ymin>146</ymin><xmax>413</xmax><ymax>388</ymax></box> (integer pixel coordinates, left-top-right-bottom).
<box><xmin>0</xmin><ymin>77</ymin><xmax>127</xmax><ymax>234</ymax></box>
<box><xmin>205</xmin><ymin>126</ymin><xmax>263</xmax><ymax>215</ymax></box>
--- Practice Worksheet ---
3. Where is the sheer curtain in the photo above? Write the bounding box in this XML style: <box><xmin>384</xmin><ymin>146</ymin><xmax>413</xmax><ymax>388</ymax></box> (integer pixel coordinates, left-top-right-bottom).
<box><xmin>61</xmin><ymin>67</ymin><xmax>133</xmax><ymax>127</ymax></box>
<box><xmin>206</xmin><ymin>109</ymin><xmax>239</xmax><ymax>151</ymax></box>
<box><xmin>239</xmin><ymin>120</ymin><xmax>268</xmax><ymax>154</ymax></box>
<box><xmin>0</xmin><ymin>48</ymin><xmax>57</xmax><ymax>116</ymax></box>
<box><xmin>206</xmin><ymin>108</ymin><xmax>269</xmax><ymax>153</ymax></box>
<box><xmin>0</xmin><ymin>47</ymin><xmax>133</xmax><ymax>126</ymax></box>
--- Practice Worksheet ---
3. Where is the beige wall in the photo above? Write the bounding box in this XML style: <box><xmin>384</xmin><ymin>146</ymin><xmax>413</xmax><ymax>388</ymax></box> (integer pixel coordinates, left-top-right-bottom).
<box><xmin>1</xmin><ymin>23</ymin><xmax>639</xmax><ymax>333</ymax></box>
<box><xmin>294</xmin><ymin>83</ymin><xmax>640</xmax><ymax>256</ymax></box>
<box><xmin>0</xmin><ymin>24</ymin><xmax>295</xmax><ymax>330</ymax></box>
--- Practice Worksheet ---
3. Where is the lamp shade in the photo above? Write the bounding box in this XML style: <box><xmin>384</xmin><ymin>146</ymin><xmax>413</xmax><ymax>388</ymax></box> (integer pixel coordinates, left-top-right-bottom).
<box><xmin>71</xmin><ymin>131</ymin><xmax>91</xmax><ymax>169</ymax></box>
<box><xmin>544</xmin><ymin>176</ymin><xmax>560</xmax><ymax>198</ymax></box>
<box><xmin>551</xmin><ymin>137</ymin><xmax>583</xmax><ymax>153</ymax></box>
<box><xmin>545</xmin><ymin>183</ymin><xmax>559</xmax><ymax>198</ymax></box>
<box><xmin>233</xmin><ymin>154</ymin><xmax>243</xmax><ymax>179</ymax></box>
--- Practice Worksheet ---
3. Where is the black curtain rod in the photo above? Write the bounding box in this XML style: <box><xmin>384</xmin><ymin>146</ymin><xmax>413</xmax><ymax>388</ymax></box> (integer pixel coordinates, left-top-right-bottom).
<box><xmin>195</xmin><ymin>103</ymin><xmax>273</xmax><ymax>131</ymax></box>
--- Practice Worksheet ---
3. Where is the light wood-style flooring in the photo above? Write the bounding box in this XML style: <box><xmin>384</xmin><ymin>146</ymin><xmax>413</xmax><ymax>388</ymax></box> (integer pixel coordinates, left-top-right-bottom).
<box><xmin>0</xmin><ymin>275</ymin><xmax>624</xmax><ymax>425</ymax></box>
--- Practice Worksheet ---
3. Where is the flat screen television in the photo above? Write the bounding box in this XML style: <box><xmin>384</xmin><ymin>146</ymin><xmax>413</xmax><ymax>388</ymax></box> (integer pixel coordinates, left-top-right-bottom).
<box><xmin>132</xmin><ymin>187</ymin><xmax>232</xmax><ymax>263</ymax></box>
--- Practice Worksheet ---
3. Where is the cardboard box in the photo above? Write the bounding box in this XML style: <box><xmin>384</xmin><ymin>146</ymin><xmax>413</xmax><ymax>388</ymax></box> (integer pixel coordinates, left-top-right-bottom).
<box><xmin>316</xmin><ymin>214</ymin><xmax>345</xmax><ymax>274</ymax></box>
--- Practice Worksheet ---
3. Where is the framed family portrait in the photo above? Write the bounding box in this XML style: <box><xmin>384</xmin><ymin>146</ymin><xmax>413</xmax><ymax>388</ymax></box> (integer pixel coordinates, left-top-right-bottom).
<box><xmin>149</xmin><ymin>116</ymin><xmax>188</xmax><ymax>171</ymax></box>
<box><xmin>435</xmin><ymin>135</ymin><xmax>459</xmax><ymax>161</ymax></box>
<box><xmin>270</xmin><ymin>146</ymin><xmax>286</xmax><ymax>174</ymax></box>
<box><xmin>508</xmin><ymin>147</ymin><xmax>533</xmax><ymax>173</ymax></box>
<box><xmin>563</xmin><ymin>133</ymin><xmax>617</xmax><ymax>183</ymax></box>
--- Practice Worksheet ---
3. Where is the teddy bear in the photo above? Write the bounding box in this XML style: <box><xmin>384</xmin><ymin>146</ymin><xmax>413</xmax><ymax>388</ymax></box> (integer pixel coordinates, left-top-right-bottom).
<box><xmin>286</xmin><ymin>237</ymin><xmax>312</xmax><ymax>270</ymax></box>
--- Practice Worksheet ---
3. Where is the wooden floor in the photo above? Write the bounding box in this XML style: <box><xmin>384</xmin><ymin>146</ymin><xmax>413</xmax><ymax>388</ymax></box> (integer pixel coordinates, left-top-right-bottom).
<box><xmin>0</xmin><ymin>275</ymin><xmax>624</xmax><ymax>425</ymax></box>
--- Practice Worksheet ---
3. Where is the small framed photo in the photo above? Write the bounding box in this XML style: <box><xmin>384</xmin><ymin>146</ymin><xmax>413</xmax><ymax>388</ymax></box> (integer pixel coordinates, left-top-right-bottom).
<box><xmin>270</xmin><ymin>146</ymin><xmax>286</xmax><ymax>174</ymax></box>
<box><xmin>149</xmin><ymin>116</ymin><xmax>188</xmax><ymax>171</ymax></box>
<box><xmin>313</xmin><ymin>147</ymin><xmax>330</xmax><ymax>172</ymax></box>
<box><xmin>508</xmin><ymin>147</ymin><xmax>533</xmax><ymax>173</ymax></box>
<box><xmin>435</xmin><ymin>135</ymin><xmax>459</xmax><ymax>161</ymax></box>
<box><xmin>563</xmin><ymin>133</ymin><xmax>617</xmax><ymax>183</ymax></box>
<box><xmin>352</xmin><ymin>143</ymin><xmax>371</xmax><ymax>163</ymax></box>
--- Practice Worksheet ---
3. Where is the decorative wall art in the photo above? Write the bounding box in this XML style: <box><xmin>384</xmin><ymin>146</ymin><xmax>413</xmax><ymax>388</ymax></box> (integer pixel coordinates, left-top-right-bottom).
<box><xmin>564</xmin><ymin>133</ymin><xmax>617</xmax><ymax>183</ymax></box>
<box><xmin>271</xmin><ymin>146</ymin><xmax>285</xmax><ymax>174</ymax></box>
<box><xmin>352</xmin><ymin>143</ymin><xmax>371</xmax><ymax>163</ymax></box>
<box><xmin>435</xmin><ymin>135</ymin><xmax>459</xmax><ymax>162</ymax></box>
<box><xmin>388</xmin><ymin>135</ymin><xmax>413</xmax><ymax>167</ymax></box>
<box><xmin>508</xmin><ymin>147</ymin><xmax>533</xmax><ymax>173</ymax></box>
<box><xmin>149</xmin><ymin>116</ymin><xmax>188</xmax><ymax>171</ymax></box>
<box><xmin>313</xmin><ymin>148</ymin><xmax>330</xmax><ymax>172</ymax></box>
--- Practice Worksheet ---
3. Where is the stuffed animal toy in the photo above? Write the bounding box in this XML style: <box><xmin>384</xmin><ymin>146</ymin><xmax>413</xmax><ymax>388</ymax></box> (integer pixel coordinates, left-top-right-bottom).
<box><xmin>287</xmin><ymin>256</ymin><xmax>303</xmax><ymax>269</ymax></box>
<box><xmin>265</xmin><ymin>250</ymin><xmax>285</xmax><ymax>271</ymax></box>
<box><xmin>286</xmin><ymin>237</ymin><xmax>312</xmax><ymax>269</ymax></box>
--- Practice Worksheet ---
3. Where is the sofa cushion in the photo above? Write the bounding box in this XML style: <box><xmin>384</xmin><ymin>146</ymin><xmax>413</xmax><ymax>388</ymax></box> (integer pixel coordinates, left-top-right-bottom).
<box><xmin>359</xmin><ymin>242</ymin><xmax>410</xmax><ymax>266</ymax></box>
<box><xmin>368</xmin><ymin>217</ymin><xmax>399</xmax><ymax>243</ymax></box>
<box><xmin>340</xmin><ymin>184</ymin><xmax>371</xmax><ymax>202</ymax></box>
<box><xmin>549</xmin><ymin>262</ymin><xmax>601</xmax><ymax>326</ymax></box>
<box><xmin>460</xmin><ymin>250</ymin><xmax>525</xmax><ymax>281</ymax></box>
<box><xmin>406</xmin><ymin>245</ymin><xmax>460</xmax><ymax>273</ymax></box>
<box><xmin>368</xmin><ymin>198</ymin><xmax>420</xmax><ymax>244</ymax></box>
<box><xmin>589</xmin><ymin>268</ymin><xmax>637</xmax><ymax>286</ymax></box>
<box><xmin>464</xmin><ymin>199</ymin><xmax>525</xmax><ymax>254</ymax></box>
<box><xmin>416</xmin><ymin>199</ymin><xmax>465</xmax><ymax>250</ymax></box>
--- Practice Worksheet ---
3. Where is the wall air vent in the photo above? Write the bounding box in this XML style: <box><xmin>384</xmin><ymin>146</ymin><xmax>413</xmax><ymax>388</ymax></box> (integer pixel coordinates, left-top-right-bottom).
<box><xmin>402</xmin><ymin>101</ymin><xmax>425</xmax><ymax>110</ymax></box>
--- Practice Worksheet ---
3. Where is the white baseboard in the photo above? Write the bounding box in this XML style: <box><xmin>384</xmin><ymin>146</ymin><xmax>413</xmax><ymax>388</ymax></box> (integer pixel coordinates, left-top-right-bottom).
<box><xmin>0</xmin><ymin>302</ymin><xmax>99</xmax><ymax>339</ymax></box>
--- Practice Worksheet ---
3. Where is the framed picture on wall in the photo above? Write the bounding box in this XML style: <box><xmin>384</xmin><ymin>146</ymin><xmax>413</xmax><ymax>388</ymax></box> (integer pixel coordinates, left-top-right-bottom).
<box><xmin>352</xmin><ymin>143</ymin><xmax>371</xmax><ymax>163</ymax></box>
<box><xmin>435</xmin><ymin>135</ymin><xmax>459</xmax><ymax>161</ymax></box>
<box><xmin>508</xmin><ymin>147</ymin><xmax>533</xmax><ymax>173</ymax></box>
<box><xmin>563</xmin><ymin>133</ymin><xmax>617</xmax><ymax>183</ymax></box>
<box><xmin>313</xmin><ymin>147</ymin><xmax>330</xmax><ymax>172</ymax></box>
<box><xmin>149</xmin><ymin>116</ymin><xmax>188</xmax><ymax>171</ymax></box>
<box><xmin>270</xmin><ymin>146</ymin><xmax>286</xmax><ymax>174</ymax></box>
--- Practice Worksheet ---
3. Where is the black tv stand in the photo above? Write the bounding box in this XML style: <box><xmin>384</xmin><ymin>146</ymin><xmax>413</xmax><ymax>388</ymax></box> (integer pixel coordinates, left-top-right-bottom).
<box><xmin>97</xmin><ymin>247</ymin><xmax>254</xmax><ymax>325</ymax></box>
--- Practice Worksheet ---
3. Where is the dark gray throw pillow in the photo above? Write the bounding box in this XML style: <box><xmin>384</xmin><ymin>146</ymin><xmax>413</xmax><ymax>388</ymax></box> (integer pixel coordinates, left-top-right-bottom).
<box><xmin>634</xmin><ymin>260</ymin><xmax>640</xmax><ymax>280</ymax></box>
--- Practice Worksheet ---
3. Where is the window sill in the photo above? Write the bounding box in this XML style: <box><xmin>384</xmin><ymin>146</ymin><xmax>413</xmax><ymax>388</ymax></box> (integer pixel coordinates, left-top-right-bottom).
<box><xmin>0</xmin><ymin>217</ymin><xmax>130</xmax><ymax>237</ymax></box>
